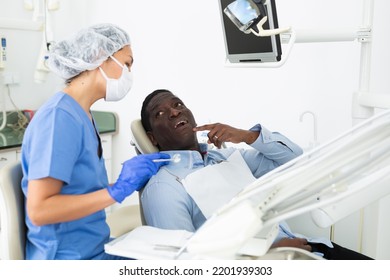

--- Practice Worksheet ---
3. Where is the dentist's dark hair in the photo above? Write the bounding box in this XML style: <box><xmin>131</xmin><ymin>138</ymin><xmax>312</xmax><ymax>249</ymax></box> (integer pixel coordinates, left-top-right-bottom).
<box><xmin>141</xmin><ymin>89</ymin><xmax>173</xmax><ymax>132</ymax></box>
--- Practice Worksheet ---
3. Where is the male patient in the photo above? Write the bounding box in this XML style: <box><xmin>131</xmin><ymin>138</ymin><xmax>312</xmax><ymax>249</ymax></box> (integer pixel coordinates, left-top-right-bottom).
<box><xmin>139</xmin><ymin>89</ymin><xmax>372</xmax><ymax>260</ymax></box>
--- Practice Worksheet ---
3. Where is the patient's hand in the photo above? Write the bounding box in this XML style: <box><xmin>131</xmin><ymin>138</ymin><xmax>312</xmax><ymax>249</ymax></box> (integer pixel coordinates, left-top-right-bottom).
<box><xmin>194</xmin><ymin>123</ymin><xmax>260</xmax><ymax>148</ymax></box>
<box><xmin>271</xmin><ymin>238</ymin><xmax>312</xmax><ymax>252</ymax></box>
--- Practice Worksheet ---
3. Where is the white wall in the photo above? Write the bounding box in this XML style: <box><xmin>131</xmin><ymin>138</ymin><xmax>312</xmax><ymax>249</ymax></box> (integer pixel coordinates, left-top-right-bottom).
<box><xmin>1</xmin><ymin>0</ymin><xmax>389</xmax><ymax>256</ymax></box>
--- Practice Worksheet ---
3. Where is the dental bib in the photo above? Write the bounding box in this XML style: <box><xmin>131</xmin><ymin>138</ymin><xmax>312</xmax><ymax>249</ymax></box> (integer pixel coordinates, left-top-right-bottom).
<box><xmin>182</xmin><ymin>150</ymin><xmax>256</xmax><ymax>218</ymax></box>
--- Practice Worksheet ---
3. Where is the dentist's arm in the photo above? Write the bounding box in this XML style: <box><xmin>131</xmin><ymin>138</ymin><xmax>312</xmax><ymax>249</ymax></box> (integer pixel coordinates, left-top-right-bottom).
<box><xmin>27</xmin><ymin>178</ymin><xmax>115</xmax><ymax>226</ymax></box>
<box><xmin>27</xmin><ymin>153</ymin><xmax>170</xmax><ymax>226</ymax></box>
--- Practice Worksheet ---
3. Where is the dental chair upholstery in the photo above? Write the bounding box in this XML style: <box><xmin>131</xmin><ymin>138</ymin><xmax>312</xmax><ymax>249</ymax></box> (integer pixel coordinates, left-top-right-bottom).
<box><xmin>0</xmin><ymin>160</ymin><xmax>25</xmax><ymax>260</ymax></box>
<box><xmin>130</xmin><ymin>119</ymin><xmax>158</xmax><ymax>155</ymax></box>
<box><xmin>106</xmin><ymin>204</ymin><xmax>142</xmax><ymax>238</ymax></box>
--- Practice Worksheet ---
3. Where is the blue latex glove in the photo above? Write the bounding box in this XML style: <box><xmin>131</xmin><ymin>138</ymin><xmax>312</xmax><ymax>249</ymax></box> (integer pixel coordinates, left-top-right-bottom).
<box><xmin>107</xmin><ymin>153</ymin><xmax>171</xmax><ymax>203</ymax></box>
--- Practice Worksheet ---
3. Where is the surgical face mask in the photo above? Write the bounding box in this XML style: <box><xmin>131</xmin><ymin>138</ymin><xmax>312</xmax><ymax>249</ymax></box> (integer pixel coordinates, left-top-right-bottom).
<box><xmin>99</xmin><ymin>56</ymin><xmax>133</xmax><ymax>102</ymax></box>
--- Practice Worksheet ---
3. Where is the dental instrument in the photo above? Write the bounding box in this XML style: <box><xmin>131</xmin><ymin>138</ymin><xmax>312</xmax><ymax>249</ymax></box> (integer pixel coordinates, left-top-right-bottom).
<box><xmin>152</xmin><ymin>154</ymin><xmax>181</xmax><ymax>163</ymax></box>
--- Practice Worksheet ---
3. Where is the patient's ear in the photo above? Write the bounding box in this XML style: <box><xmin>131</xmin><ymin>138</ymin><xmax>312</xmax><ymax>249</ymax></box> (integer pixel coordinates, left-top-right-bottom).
<box><xmin>146</xmin><ymin>131</ymin><xmax>158</xmax><ymax>146</ymax></box>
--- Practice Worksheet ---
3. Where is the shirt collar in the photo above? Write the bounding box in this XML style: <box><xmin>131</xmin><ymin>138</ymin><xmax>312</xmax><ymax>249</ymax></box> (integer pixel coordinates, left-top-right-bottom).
<box><xmin>159</xmin><ymin>143</ymin><xmax>210</xmax><ymax>169</ymax></box>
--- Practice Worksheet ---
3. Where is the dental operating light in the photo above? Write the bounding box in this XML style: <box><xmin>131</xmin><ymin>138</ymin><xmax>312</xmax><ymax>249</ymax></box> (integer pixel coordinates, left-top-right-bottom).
<box><xmin>223</xmin><ymin>0</ymin><xmax>267</xmax><ymax>34</ymax></box>
<box><xmin>224</xmin><ymin>0</ymin><xmax>290</xmax><ymax>37</ymax></box>
<box><xmin>219</xmin><ymin>0</ymin><xmax>292</xmax><ymax>64</ymax></box>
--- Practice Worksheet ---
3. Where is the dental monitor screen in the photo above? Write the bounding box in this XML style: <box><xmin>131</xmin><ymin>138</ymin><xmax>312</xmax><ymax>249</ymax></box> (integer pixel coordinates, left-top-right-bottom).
<box><xmin>219</xmin><ymin>0</ymin><xmax>282</xmax><ymax>63</ymax></box>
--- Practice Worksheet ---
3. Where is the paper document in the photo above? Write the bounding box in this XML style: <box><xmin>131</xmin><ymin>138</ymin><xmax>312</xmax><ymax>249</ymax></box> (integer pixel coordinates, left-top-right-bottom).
<box><xmin>104</xmin><ymin>226</ymin><xmax>193</xmax><ymax>260</ymax></box>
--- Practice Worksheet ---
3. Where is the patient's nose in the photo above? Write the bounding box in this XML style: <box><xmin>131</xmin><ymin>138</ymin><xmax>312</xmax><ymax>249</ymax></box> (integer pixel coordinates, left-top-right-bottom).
<box><xmin>169</xmin><ymin>108</ymin><xmax>181</xmax><ymax>118</ymax></box>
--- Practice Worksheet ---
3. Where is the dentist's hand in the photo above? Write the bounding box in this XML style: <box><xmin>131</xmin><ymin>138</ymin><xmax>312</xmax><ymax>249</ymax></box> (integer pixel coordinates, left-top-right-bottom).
<box><xmin>194</xmin><ymin>123</ymin><xmax>260</xmax><ymax>149</ymax></box>
<box><xmin>107</xmin><ymin>153</ymin><xmax>171</xmax><ymax>203</ymax></box>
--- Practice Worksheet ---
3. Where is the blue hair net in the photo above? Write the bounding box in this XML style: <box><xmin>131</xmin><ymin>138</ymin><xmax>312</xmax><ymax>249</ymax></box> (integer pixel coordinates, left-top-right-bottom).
<box><xmin>47</xmin><ymin>23</ymin><xmax>131</xmax><ymax>80</ymax></box>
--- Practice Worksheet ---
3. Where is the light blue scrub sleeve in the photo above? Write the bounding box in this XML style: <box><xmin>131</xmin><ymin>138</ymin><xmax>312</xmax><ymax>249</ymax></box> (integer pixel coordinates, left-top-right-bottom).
<box><xmin>27</xmin><ymin>108</ymin><xmax>82</xmax><ymax>183</ymax></box>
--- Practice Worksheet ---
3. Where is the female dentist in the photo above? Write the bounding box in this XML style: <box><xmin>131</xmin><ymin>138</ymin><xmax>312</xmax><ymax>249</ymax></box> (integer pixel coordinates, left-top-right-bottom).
<box><xmin>20</xmin><ymin>23</ymin><xmax>170</xmax><ymax>260</ymax></box>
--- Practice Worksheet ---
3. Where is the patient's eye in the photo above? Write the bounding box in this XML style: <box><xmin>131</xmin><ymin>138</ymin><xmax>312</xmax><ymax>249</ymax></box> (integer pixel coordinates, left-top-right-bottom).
<box><xmin>174</xmin><ymin>102</ymin><xmax>184</xmax><ymax>108</ymax></box>
<box><xmin>155</xmin><ymin>111</ymin><xmax>164</xmax><ymax>118</ymax></box>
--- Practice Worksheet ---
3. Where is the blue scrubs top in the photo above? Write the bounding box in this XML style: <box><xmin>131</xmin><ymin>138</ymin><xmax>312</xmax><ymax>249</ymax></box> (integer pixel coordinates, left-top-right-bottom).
<box><xmin>21</xmin><ymin>92</ymin><xmax>114</xmax><ymax>260</ymax></box>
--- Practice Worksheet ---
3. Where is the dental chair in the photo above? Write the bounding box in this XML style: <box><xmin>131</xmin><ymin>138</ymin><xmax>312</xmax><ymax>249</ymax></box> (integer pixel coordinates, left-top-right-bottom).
<box><xmin>0</xmin><ymin>160</ymin><xmax>25</xmax><ymax>260</ymax></box>
<box><xmin>130</xmin><ymin>119</ymin><xmax>158</xmax><ymax>155</ymax></box>
<box><xmin>106</xmin><ymin>204</ymin><xmax>143</xmax><ymax>238</ymax></box>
